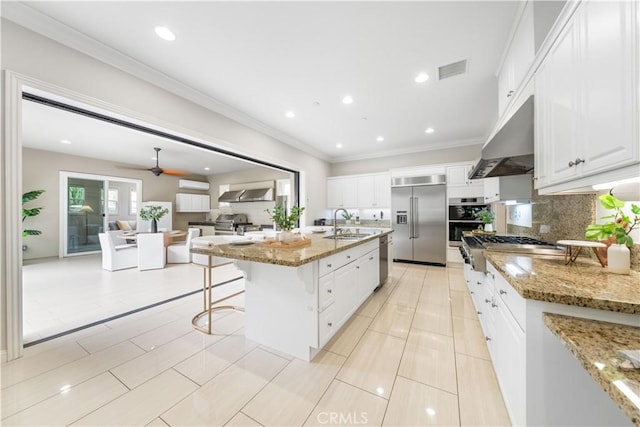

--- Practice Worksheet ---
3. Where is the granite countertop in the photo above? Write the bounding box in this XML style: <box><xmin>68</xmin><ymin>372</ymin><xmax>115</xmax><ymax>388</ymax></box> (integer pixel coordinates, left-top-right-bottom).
<box><xmin>543</xmin><ymin>313</ymin><xmax>640</xmax><ymax>426</ymax></box>
<box><xmin>485</xmin><ymin>253</ymin><xmax>640</xmax><ymax>314</ymax></box>
<box><xmin>191</xmin><ymin>229</ymin><xmax>393</xmax><ymax>267</ymax></box>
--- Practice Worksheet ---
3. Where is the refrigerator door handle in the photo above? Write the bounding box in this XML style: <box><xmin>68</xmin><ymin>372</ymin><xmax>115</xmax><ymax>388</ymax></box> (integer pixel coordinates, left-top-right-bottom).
<box><xmin>409</xmin><ymin>197</ymin><xmax>414</xmax><ymax>239</ymax></box>
<box><xmin>413</xmin><ymin>197</ymin><xmax>419</xmax><ymax>238</ymax></box>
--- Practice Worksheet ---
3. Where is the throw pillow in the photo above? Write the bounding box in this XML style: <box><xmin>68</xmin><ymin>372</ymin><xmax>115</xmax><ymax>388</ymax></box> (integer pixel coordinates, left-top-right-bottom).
<box><xmin>116</xmin><ymin>220</ymin><xmax>132</xmax><ymax>231</ymax></box>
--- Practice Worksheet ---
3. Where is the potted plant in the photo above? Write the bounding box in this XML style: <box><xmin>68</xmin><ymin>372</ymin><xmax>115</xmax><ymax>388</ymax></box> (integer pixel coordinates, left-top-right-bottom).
<box><xmin>586</xmin><ymin>193</ymin><xmax>639</xmax><ymax>274</ymax></box>
<box><xmin>22</xmin><ymin>190</ymin><xmax>45</xmax><ymax>251</ymax></box>
<box><xmin>139</xmin><ymin>205</ymin><xmax>169</xmax><ymax>233</ymax></box>
<box><xmin>476</xmin><ymin>208</ymin><xmax>496</xmax><ymax>232</ymax></box>
<box><xmin>342</xmin><ymin>210</ymin><xmax>354</xmax><ymax>225</ymax></box>
<box><xmin>266</xmin><ymin>205</ymin><xmax>305</xmax><ymax>242</ymax></box>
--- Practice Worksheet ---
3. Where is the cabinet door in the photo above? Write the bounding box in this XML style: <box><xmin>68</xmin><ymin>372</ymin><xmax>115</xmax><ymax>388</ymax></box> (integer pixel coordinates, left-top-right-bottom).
<box><xmin>357</xmin><ymin>175</ymin><xmax>375</xmax><ymax>208</ymax></box>
<box><xmin>333</xmin><ymin>262</ymin><xmax>359</xmax><ymax>327</ymax></box>
<box><xmin>545</xmin><ymin>15</ymin><xmax>581</xmax><ymax>183</ymax></box>
<box><xmin>374</xmin><ymin>174</ymin><xmax>391</xmax><ymax>208</ymax></box>
<box><xmin>581</xmin><ymin>1</ymin><xmax>638</xmax><ymax>175</ymax></box>
<box><xmin>342</xmin><ymin>177</ymin><xmax>358</xmax><ymax>208</ymax></box>
<box><xmin>446</xmin><ymin>165</ymin><xmax>469</xmax><ymax>186</ymax></box>
<box><xmin>327</xmin><ymin>178</ymin><xmax>343</xmax><ymax>208</ymax></box>
<box><xmin>498</xmin><ymin>53</ymin><xmax>514</xmax><ymax>117</ymax></box>
<box><xmin>483</xmin><ymin>177</ymin><xmax>500</xmax><ymax>203</ymax></box>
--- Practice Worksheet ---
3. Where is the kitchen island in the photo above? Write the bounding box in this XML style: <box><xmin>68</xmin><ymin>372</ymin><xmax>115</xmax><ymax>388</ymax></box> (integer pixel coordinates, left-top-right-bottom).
<box><xmin>191</xmin><ymin>229</ymin><xmax>392</xmax><ymax>361</ymax></box>
<box><xmin>477</xmin><ymin>253</ymin><xmax>639</xmax><ymax>426</ymax></box>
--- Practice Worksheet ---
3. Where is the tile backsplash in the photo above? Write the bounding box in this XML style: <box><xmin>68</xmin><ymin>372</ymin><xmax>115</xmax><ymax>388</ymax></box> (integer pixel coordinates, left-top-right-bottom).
<box><xmin>506</xmin><ymin>186</ymin><xmax>639</xmax><ymax>271</ymax></box>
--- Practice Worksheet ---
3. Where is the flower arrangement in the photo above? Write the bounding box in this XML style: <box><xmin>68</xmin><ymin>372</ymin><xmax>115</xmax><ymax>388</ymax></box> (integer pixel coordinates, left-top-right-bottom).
<box><xmin>266</xmin><ymin>205</ymin><xmax>305</xmax><ymax>231</ymax></box>
<box><xmin>475</xmin><ymin>208</ymin><xmax>496</xmax><ymax>225</ymax></box>
<box><xmin>585</xmin><ymin>193</ymin><xmax>640</xmax><ymax>248</ymax></box>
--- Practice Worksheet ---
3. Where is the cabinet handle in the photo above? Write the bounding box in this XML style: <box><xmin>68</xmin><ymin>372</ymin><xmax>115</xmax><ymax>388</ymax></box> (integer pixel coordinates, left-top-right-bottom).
<box><xmin>470</xmin><ymin>291</ymin><xmax>474</xmax><ymax>294</ymax></box>
<box><xmin>369</xmin><ymin>256</ymin><xmax>374</xmax><ymax>260</ymax></box>
<box><xmin>477</xmin><ymin>311</ymin><xmax>482</xmax><ymax>315</ymax></box>
<box><xmin>347</xmin><ymin>255</ymin><xmax>351</xmax><ymax>259</ymax></box>
<box><xmin>327</xmin><ymin>263</ymin><xmax>332</xmax><ymax>268</ymax></box>
<box><xmin>476</xmin><ymin>281</ymin><xmax>482</xmax><ymax>285</ymax></box>
<box><xmin>568</xmin><ymin>158</ymin><xmax>585</xmax><ymax>167</ymax></box>
<box><xmin>486</xmin><ymin>272</ymin><xmax>494</xmax><ymax>280</ymax></box>
<box><xmin>486</xmin><ymin>336</ymin><xmax>492</xmax><ymax>341</ymax></box>
<box><xmin>485</xmin><ymin>298</ymin><xmax>491</xmax><ymax>303</ymax></box>
<box><xmin>327</xmin><ymin>289</ymin><xmax>332</xmax><ymax>294</ymax></box>
<box><xmin>327</xmin><ymin>322</ymin><xmax>333</xmax><ymax>327</ymax></box>
<box><xmin>499</xmin><ymin>289</ymin><xmax>507</xmax><ymax>295</ymax></box>
<box><xmin>492</xmin><ymin>302</ymin><xmax>498</xmax><ymax>308</ymax></box>
<box><xmin>357</xmin><ymin>266</ymin><xmax>360</xmax><ymax>269</ymax></box>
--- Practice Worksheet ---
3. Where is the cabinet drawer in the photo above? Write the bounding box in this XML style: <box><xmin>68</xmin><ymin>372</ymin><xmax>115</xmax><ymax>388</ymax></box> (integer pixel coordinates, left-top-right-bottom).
<box><xmin>318</xmin><ymin>239</ymin><xmax>378</xmax><ymax>276</ymax></box>
<box><xmin>487</xmin><ymin>263</ymin><xmax>526</xmax><ymax>332</ymax></box>
<box><xmin>319</xmin><ymin>273</ymin><xmax>335</xmax><ymax>312</ymax></box>
<box><xmin>318</xmin><ymin>305</ymin><xmax>336</xmax><ymax>347</ymax></box>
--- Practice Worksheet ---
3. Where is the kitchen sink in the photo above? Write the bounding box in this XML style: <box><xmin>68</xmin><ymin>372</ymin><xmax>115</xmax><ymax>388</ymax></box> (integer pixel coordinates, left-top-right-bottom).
<box><xmin>324</xmin><ymin>233</ymin><xmax>371</xmax><ymax>240</ymax></box>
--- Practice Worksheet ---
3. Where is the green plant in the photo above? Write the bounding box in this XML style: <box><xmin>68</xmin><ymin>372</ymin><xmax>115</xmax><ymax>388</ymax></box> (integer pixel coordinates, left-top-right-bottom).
<box><xmin>341</xmin><ymin>211</ymin><xmax>354</xmax><ymax>220</ymax></box>
<box><xmin>266</xmin><ymin>205</ymin><xmax>305</xmax><ymax>231</ymax></box>
<box><xmin>139</xmin><ymin>205</ymin><xmax>169</xmax><ymax>221</ymax></box>
<box><xmin>475</xmin><ymin>208</ymin><xmax>496</xmax><ymax>224</ymax></box>
<box><xmin>23</xmin><ymin>190</ymin><xmax>45</xmax><ymax>237</ymax></box>
<box><xmin>585</xmin><ymin>193</ymin><xmax>640</xmax><ymax>248</ymax></box>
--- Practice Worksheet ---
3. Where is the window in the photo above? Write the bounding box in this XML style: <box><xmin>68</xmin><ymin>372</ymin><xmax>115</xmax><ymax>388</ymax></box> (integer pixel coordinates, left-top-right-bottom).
<box><xmin>130</xmin><ymin>188</ymin><xmax>138</xmax><ymax>215</ymax></box>
<box><xmin>107</xmin><ymin>188</ymin><xmax>118</xmax><ymax>214</ymax></box>
<box><xmin>68</xmin><ymin>186</ymin><xmax>85</xmax><ymax>207</ymax></box>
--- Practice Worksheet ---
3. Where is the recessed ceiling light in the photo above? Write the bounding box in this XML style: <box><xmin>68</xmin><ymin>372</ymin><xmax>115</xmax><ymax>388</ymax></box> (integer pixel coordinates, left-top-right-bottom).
<box><xmin>376</xmin><ymin>136</ymin><xmax>384</xmax><ymax>142</ymax></box>
<box><xmin>425</xmin><ymin>127</ymin><xmax>435</xmax><ymax>134</ymax></box>
<box><xmin>204</xmin><ymin>167</ymin><xmax>210</xmax><ymax>171</ymax></box>
<box><xmin>154</xmin><ymin>26</ymin><xmax>176</xmax><ymax>41</ymax></box>
<box><xmin>336</xmin><ymin>143</ymin><xmax>343</xmax><ymax>149</ymax></box>
<box><xmin>415</xmin><ymin>73</ymin><xmax>430</xmax><ymax>83</ymax></box>
<box><xmin>59</xmin><ymin>139</ymin><xmax>72</xmax><ymax>144</ymax></box>
<box><xmin>285</xmin><ymin>111</ymin><xmax>295</xmax><ymax>118</ymax></box>
<box><xmin>342</xmin><ymin>95</ymin><xmax>354</xmax><ymax>104</ymax></box>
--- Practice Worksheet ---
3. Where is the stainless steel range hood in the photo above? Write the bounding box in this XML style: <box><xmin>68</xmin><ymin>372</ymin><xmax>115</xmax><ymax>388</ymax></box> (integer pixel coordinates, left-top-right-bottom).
<box><xmin>218</xmin><ymin>190</ymin><xmax>245</xmax><ymax>203</ymax></box>
<box><xmin>239</xmin><ymin>188</ymin><xmax>274</xmax><ymax>202</ymax></box>
<box><xmin>469</xmin><ymin>96</ymin><xmax>534</xmax><ymax>179</ymax></box>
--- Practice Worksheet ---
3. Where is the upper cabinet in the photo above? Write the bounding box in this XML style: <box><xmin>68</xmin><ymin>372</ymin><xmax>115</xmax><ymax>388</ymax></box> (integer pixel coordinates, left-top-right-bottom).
<box><xmin>535</xmin><ymin>1</ymin><xmax>639</xmax><ymax>191</ymax></box>
<box><xmin>446</xmin><ymin>164</ymin><xmax>485</xmax><ymax>198</ymax></box>
<box><xmin>498</xmin><ymin>2</ymin><xmax>535</xmax><ymax>117</ymax></box>
<box><xmin>176</xmin><ymin>193</ymin><xmax>210</xmax><ymax>213</ymax></box>
<box><xmin>328</xmin><ymin>173</ymin><xmax>390</xmax><ymax>209</ymax></box>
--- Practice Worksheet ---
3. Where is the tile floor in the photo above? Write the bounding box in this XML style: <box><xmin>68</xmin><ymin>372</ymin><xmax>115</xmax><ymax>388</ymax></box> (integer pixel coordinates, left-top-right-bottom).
<box><xmin>22</xmin><ymin>255</ymin><xmax>243</xmax><ymax>343</ymax></box>
<box><xmin>3</xmin><ymin>262</ymin><xmax>511</xmax><ymax>426</ymax></box>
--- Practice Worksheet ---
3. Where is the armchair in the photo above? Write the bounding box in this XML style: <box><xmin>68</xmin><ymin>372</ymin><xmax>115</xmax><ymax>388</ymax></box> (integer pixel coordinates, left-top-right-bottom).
<box><xmin>167</xmin><ymin>228</ymin><xmax>200</xmax><ymax>264</ymax></box>
<box><xmin>98</xmin><ymin>233</ymin><xmax>137</xmax><ymax>271</ymax></box>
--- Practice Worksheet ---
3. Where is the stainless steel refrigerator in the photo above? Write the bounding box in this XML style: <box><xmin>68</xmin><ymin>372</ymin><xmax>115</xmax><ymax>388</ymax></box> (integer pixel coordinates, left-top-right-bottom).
<box><xmin>391</xmin><ymin>175</ymin><xmax>447</xmax><ymax>265</ymax></box>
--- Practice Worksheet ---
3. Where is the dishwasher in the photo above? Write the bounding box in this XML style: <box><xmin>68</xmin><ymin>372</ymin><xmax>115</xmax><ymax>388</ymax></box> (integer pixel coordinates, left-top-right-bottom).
<box><xmin>376</xmin><ymin>234</ymin><xmax>389</xmax><ymax>290</ymax></box>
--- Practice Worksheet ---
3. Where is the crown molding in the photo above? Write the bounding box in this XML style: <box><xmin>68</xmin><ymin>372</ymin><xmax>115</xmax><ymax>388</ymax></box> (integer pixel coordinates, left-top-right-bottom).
<box><xmin>1</xmin><ymin>2</ymin><xmax>331</xmax><ymax>162</ymax></box>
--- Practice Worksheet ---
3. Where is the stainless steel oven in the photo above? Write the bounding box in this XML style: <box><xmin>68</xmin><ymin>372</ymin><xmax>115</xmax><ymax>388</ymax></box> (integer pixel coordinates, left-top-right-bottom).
<box><xmin>448</xmin><ymin>197</ymin><xmax>487</xmax><ymax>246</ymax></box>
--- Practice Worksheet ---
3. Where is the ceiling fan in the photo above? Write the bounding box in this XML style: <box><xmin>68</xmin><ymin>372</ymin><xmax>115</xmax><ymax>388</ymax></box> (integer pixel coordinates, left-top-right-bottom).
<box><xmin>120</xmin><ymin>147</ymin><xmax>189</xmax><ymax>177</ymax></box>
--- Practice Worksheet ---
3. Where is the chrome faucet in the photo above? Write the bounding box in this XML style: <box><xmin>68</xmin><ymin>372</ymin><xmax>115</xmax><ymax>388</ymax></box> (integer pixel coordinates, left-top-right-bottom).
<box><xmin>333</xmin><ymin>208</ymin><xmax>349</xmax><ymax>236</ymax></box>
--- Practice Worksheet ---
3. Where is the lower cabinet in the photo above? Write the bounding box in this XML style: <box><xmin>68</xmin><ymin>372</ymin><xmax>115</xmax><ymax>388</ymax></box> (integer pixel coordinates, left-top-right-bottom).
<box><xmin>317</xmin><ymin>240</ymin><xmax>379</xmax><ymax>347</ymax></box>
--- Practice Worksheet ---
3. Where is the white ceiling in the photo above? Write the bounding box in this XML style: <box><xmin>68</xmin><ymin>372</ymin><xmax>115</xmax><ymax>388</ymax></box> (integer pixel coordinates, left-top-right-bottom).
<box><xmin>12</xmin><ymin>1</ymin><xmax>520</xmax><ymax>163</ymax></box>
<box><xmin>22</xmin><ymin>99</ymin><xmax>258</xmax><ymax>176</ymax></box>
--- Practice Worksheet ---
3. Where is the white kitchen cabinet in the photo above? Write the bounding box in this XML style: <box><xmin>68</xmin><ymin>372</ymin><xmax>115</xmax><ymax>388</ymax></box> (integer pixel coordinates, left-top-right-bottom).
<box><xmin>446</xmin><ymin>164</ymin><xmax>484</xmax><ymax>198</ymax></box>
<box><xmin>176</xmin><ymin>193</ymin><xmax>210</xmax><ymax>213</ymax></box>
<box><xmin>356</xmin><ymin>173</ymin><xmax>391</xmax><ymax>208</ymax></box>
<box><xmin>327</xmin><ymin>176</ymin><xmax>358</xmax><ymax>208</ymax></box>
<box><xmin>484</xmin><ymin>175</ymin><xmax>532</xmax><ymax>203</ymax></box>
<box><xmin>329</xmin><ymin>173</ymin><xmax>390</xmax><ymax>209</ymax></box>
<box><xmin>535</xmin><ymin>0</ymin><xmax>639</xmax><ymax>191</ymax></box>
<box><xmin>498</xmin><ymin>2</ymin><xmax>535</xmax><ymax>116</ymax></box>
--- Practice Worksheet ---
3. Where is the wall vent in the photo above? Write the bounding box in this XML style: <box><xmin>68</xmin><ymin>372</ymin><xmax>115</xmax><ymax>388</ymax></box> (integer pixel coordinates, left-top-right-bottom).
<box><xmin>438</xmin><ymin>59</ymin><xmax>467</xmax><ymax>80</ymax></box>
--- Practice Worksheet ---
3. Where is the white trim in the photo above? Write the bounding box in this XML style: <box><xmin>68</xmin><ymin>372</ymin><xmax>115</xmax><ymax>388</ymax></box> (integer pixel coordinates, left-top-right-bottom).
<box><xmin>0</xmin><ymin>350</ymin><xmax>7</xmax><ymax>364</ymax></box>
<box><xmin>4</xmin><ymin>71</ymin><xmax>25</xmax><ymax>361</ymax></box>
<box><xmin>1</xmin><ymin>2</ymin><xmax>330</xmax><ymax>162</ymax></box>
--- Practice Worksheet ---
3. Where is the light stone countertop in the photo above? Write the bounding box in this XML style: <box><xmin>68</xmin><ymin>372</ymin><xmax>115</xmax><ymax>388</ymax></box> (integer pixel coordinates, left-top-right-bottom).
<box><xmin>543</xmin><ymin>313</ymin><xmax>640</xmax><ymax>426</ymax></box>
<box><xmin>191</xmin><ymin>229</ymin><xmax>393</xmax><ymax>267</ymax></box>
<box><xmin>485</xmin><ymin>252</ymin><xmax>640</xmax><ymax>314</ymax></box>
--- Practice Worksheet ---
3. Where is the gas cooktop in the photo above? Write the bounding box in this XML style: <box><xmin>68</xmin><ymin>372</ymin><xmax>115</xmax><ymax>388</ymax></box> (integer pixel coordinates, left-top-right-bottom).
<box><xmin>466</xmin><ymin>234</ymin><xmax>565</xmax><ymax>255</ymax></box>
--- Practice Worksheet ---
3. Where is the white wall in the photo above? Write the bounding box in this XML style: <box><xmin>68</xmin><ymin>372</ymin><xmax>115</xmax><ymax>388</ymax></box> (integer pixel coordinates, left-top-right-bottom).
<box><xmin>1</xmin><ymin>18</ymin><xmax>331</xmax><ymax>357</ymax></box>
<box><xmin>330</xmin><ymin>144</ymin><xmax>482</xmax><ymax>176</ymax></box>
